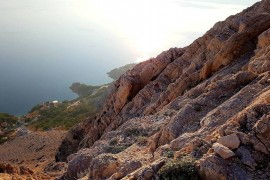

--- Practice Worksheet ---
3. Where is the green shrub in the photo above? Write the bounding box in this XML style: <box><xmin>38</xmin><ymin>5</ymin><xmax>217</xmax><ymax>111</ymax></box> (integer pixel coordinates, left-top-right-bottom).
<box><xmin>0</xmin><ymin>113</ymin><xmax>20</xmax><ymax>130</ymax></box>
<box><xmin>124</xmin><ymin>128</ymin><xmax>147</xmax><ymax>137</ymax></box>
<box><xmin>109</xmin><ymin>138</ymin><xmax>118</xmax><ymax>146</ymax></box>
<box><xmin>104</xmin><ymin>145</ymin><xmax>129</xmax><ymax>154</ymax></box>
<box><xmin>158</xmin><ymin>156</ymin><xmax>200</xmax><ymax>180</ymax></box>
<box><xmin>193</xmin><ymin>104</ymin><xmax>203</xmax><ymax>112</ymax></box>
<box><xmin>26</xmin><ymin>81</ymin><xmax>110</xmax><ymax>130</ymax></box>
<box><xmin>29</xmin><ymin>102</ymin><xmax>96</xmax><ymax>130</ymax></box>
<box><xmin>163</xmin><ymin>150</ymin><xmax>174</xmax><ymax>158</ymax></box>
<box><xmin>136</xmin><ymin>136</ymin><xmax>148</xmax><ymax>146</ymax></box>
<box><xmin>0</xmin><ymin>136</ymin><xmax>8</xmax><ymax>144</ymax></box>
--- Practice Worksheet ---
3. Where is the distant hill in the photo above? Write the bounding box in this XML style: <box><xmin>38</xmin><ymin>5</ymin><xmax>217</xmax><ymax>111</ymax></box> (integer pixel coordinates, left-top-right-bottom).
<box><xmin>21</xmin><ymin>63</ymin><xmax>136</xmax><ymax>131</ymax></box>
<box><xmin>107</xmin><ymin>63</ymin><xmax>136</xmax><ymax>80</ymax></box>
<box><xmin>24</xmin><ymin>83</ymin><xmax>111</xmax><ymax>131</ymax></box>
<box><xmin>69</xmin><ymin>83</ymin><xmax>100</xmax><ymax>97</ymax></box>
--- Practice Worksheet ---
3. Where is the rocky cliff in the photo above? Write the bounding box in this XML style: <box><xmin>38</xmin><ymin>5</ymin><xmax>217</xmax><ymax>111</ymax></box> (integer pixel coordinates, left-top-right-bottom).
<box><xmin>57</xmin><ymin>1</ymin><xmax>270</xmax><ymax>179</ymax></box>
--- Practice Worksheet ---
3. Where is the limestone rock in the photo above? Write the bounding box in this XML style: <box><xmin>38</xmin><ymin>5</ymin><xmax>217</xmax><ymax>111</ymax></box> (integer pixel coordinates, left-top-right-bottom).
<box><xmin>213</xmin><ymin>143</ymin><xmax>235</xmax><ymax>159</ymax></box>
<box><xmin>111</xmin><ymin>160</ymin><xmax>142</xmax><ymax>179</ymax></box>
<box><xmin>250</xmin><ymin>136</ymin><xmax>269</xmax><ymax>155</ymax></box>
<box><xmin>217</xmin><ymin>133</ymin><xmax>240</xmax><ymax>149</ymax></box>
<box><xmin>196</xmin><ymin>154</ymin><xmax>228</xmax><ymax>180</ymax></box>
<box><xmin>237</xmin><ymin>132</ymin><xmax>250</xmax><ymax>145</ymax></box>
<box><xmin>65</xmin><ymin>148</ymin><xmax>99</xmax><ymax>179</ymax></box>
<box><xmin>16</xmin><ymin>126</ymin><xmax>30</xmax><ymax>137</ymax></box>
<box><xmin>253</xmin><ymin>114</ymin><xmax>270</xmax><ymax>152</ymax></box>
<box><xmin>88</xmin><ymin>154</ymin><xmax>119</xmax><ymax>180</ymax></box>
<box><xmin>197</xmin><ymin>154</ymin><xmax>250</xmax><ymax>180</ymax></box>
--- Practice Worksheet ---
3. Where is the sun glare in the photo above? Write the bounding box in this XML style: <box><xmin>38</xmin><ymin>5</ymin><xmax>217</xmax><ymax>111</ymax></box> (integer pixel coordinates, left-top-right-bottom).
<box><xmin>79</xmin><ymin>0</ymin><xmax>248</xmax><ymax>62</ymax></box>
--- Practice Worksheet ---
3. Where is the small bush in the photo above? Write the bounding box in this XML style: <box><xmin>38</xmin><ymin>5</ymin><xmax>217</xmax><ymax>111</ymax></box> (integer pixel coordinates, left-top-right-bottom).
<box><xmin>193</xmin><ymin>104</ymin><xmax>203</xmax><ymax>112</ymax></box>
<box><xmin>136</xmin><ymin>136</ymin><xmax>148</xmax><ymax>146</ymax></box>
<box><xmin>104</xmin><ymin>145</ymin><xmax>129</xmax><ymax>154</ymax></box>
<box><xmin>29</xmin><ymin>102</ymin><xmax>96</xmax><ymax>130</ymax></box>
<box><xmin>0</xmin><ymin>113</ymin><xmax>20</xmax><ymax>130</ymax></box>
<box><xmin>124</xmin><ymin>128</ymin><xmax>147</xmax><ymax>137</ymax></box>
<box><xmin>163</xmin><ymin>150</ymin><xmax>174</xmax><ymax>158</ymax></box>
<box><xmin>0</xmin><ymin>136</ymin><xmax>8</xmax><ymax>144</ymax></box>
<box><xmin>109</xmin><ymin>138</ymin><xmax>118</xmax><ymax>146</ymax></box>
<box><xmin>158</xmin><ymin>156</ymin><xmax>200</xmax><ymax>180</ymax></box>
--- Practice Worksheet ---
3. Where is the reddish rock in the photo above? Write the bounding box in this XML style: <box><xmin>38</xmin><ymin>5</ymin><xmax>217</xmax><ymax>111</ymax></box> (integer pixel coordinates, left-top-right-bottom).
<box><xmin>217</xmin><ymin>133</ymin><xmax>240</xmax><ymax>149</ymax></box>
<box><xmin>55</xmin><ymin>1</ymin><xmax>270</xmax><ymax>179</ymax></box>
<box><xmin>213</xmin><ymin>143</ymin><xmax>235</xmax><ymax>159</ymax></box>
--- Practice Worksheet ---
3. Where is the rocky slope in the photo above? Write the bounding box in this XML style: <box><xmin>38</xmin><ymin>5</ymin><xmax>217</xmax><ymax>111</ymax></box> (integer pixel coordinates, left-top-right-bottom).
<box><xmin>56</xmin><ymin>1</ymin><xmax>270</xmax><ymax>179</ymax></box>
<box><xmin>0</xmin><ymin>61</ymin><xmax>135</xmax><ymax>179</ymax></box>
<box><xmin>0</xmin><ymin>130</ymin><xmax>66</xmax><ymax>179</ymax></box>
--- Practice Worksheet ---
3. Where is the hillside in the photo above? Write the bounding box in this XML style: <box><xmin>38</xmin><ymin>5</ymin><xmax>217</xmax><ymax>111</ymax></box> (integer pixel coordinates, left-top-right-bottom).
<box><xmin>107</xmin><ymin>63</ymin><xmax>136</xmax><ymax>80</ymax></box>
<box><xmin>56</xmin><ymin>1</ymin><xmax>270</xmax><ymax>179</ymax></box>
<box><xmin>23</xmin><ymin>68</ymin><xmax>122</xmax><ymax>131</ymax></box>
<box><xmin>0</xmin><ymin>130</ymin><xmax>66</xmax><ymax>179</ymax></box>
<box><xmin>0</xmin><ymin>63</ymin><xmax>136</xmax><ymax>179</ymax></box>
<box><xmin>25</xmin><ymin>100</ymin><xmax>97</xmax><ymax>131</ymax></box>
<box><xmin>0</xmin><ymin>113</ymin><xmax>20</xmax><ymax>130</ymax></box>
<box><xmin>0</xmin><ymin>113</ymin><xmax>21</xmax><ymax>144</ymax></box>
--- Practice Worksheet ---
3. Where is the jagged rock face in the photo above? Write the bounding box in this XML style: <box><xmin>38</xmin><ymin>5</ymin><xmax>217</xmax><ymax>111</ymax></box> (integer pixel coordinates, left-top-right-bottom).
<box><xmin>57</xmin><ymin>1</ymin><xmax>270</xmax><ymax>179</ymax></box>
<box><xmin>56</xmin><ymin>47</ymin><xmax>185</xmax><ymax>162</ymax></box>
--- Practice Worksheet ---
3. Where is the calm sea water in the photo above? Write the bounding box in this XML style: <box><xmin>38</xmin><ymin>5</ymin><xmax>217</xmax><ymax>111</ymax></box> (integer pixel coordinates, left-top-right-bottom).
<box><xmin>0</xmin><ymin>0</ymin><xmax>258</xmax><ymax>115</ymax></box>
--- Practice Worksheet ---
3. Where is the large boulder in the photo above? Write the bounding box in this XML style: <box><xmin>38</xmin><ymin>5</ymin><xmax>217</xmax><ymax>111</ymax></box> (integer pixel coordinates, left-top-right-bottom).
<box><xmin>213</xmin><ymin>143</ymin><xmax>235</xmax><ymax>159</ymax></box>
<box><xmin>217</xmin><ymin>133</ymin><xmax>240</xmax><ymax>150</ymax></box>
<box><xmin>197</xmin><ymin>154</ymin><xmax>250</xmax><ymax>180</ymax></box>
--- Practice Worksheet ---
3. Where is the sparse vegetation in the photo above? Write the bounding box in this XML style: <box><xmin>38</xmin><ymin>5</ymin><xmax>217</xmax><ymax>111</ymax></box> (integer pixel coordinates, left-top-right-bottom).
<box><xmin>104</xmin><ymin>145</ymin><xmax>130</xmax><ymax>154</ymax></box>
<box><xmin>0</xmin><ymin>113</ymin><xmax>20</xmax><ymax>144</ymax></box>
<box><xmin>0</xmin><ymin>113</ymin><xmax>20</xmax><ymax>130</ymax></box>
<box><xmin>0</xmin><ymin>129</ymin><xmax>16</xmax><ymax>144</ymax></box>
<box><xmin>163</xmin><ymin>150</ymin><xmax>174</xmax><ymax>158</ymax></box>
<box><xmin>193</xmin><ymin>104</ymin><xmax>203</xmax><ymax>112</ymax></box>
<box><xmin>28</xmin><ymin>101</ymin><xmax>96</xmax><ymax>130</ymax></box>
<box><xmin>158</xmin><ymin>155</ymin><xmax>200</xmax><ymax>180</ymax></box>
<box><xmin>0</xmin><ymin>135</ymin><xmax>8</xmax><ymax>144</ymax></box>
<box><xmin>124</xmin><ymin>128</ymin><xmax>147</xmax><ymax>137</ymax></box>
<box><xmin>25</xmin><ymin>81</ymin><xmax>111</xmax><ymax>131</ymax></box>
<box><xmin>109</xmin><ymin>138</ymin><xmax>118</xmax><ymax>146</ymax></box>
<box><xmin>136</xmin><ymin>136</ymin><xmax>148</xmax><ymax>146</ymax></box>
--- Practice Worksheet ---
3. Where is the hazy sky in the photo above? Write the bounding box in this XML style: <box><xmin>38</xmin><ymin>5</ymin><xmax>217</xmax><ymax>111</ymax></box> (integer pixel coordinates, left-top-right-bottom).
<box><xmin>0</xmin><ymin>0</ymin><xmax>260</xmax><ymax>115</ymax></box>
